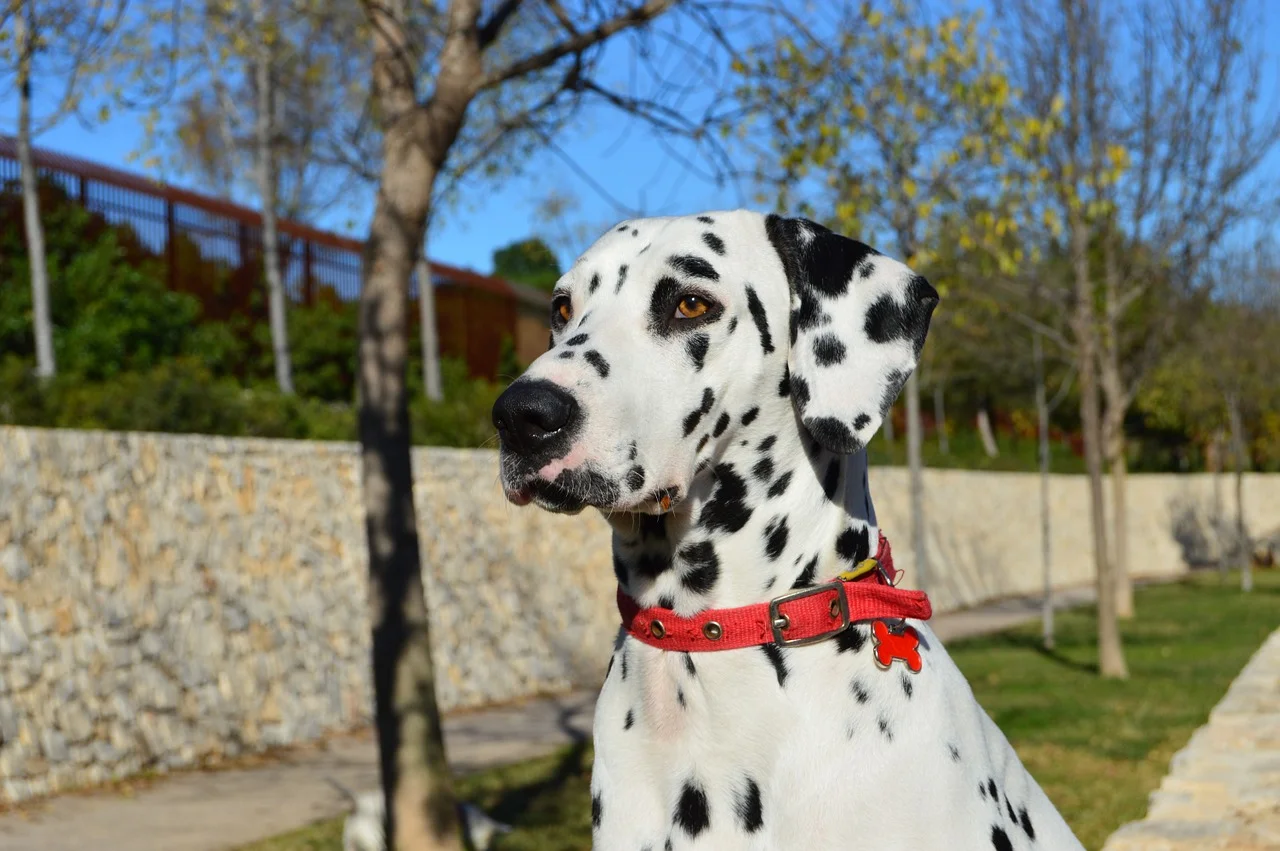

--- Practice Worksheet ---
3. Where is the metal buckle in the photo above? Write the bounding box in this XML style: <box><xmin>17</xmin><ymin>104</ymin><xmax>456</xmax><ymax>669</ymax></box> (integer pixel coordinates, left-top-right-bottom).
<box><xmin>768</xmin><ymin>581</ymin><xmax>851</xmax><ymax>647</ymax></box>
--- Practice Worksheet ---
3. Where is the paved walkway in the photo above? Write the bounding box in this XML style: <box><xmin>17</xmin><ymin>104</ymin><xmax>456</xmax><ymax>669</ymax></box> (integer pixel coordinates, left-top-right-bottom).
<box><xmin>0</xmin><ymin>587</ymin><xmax>1099</xmax><ymax>851</ymax></box>
<box><xmin>1103</xmin><ymin>626</ymin><xmax>1280</xmax><ymax>851</ymax></box>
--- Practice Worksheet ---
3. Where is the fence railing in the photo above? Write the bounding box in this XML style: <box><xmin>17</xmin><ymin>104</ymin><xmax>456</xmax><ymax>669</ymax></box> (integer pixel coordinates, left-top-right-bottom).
<box><xmin>0</xmin><ymin>136</ymin><xmax>550</xmax><ymax>377</ymax></box>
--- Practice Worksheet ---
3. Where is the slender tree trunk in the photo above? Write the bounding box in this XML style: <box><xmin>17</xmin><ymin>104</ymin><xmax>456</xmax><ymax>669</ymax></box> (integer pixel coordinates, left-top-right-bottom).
<box><xmin>1212</xmin><ymin>429</ymin><xmax>1228</xmax><ymax>578</ymax></box>
<box><xmin>362</xmin><ymin>3</ymin><xmax>475</xmax><ymax>848</ymax></box>
<box><xmin>883</xmin><ymin>405</ymin><xmax>896</xmax><ymax>443</ymax></box>
<box><xmin>253</xmin><ymin>7</ymin><xmax>294</xmax><ymax>395</ymax></box>
<box><xmin>1227</xmin><ymin>396</ymin><xmax>1252</xmax><ymax>593</ymax></box>
<box><xmin>933</xmin><ymin>380</ymin><xmax>949</xmax><ymax>455</ymax></box>
<box><xmin>1100</xmin><ymin>230</ymin><xmax>1132</xmax><ymax>616</ymax></box>
<box><xmin>976</xmin><ymin>406</ymin><xmax>999</xmax><ymax>457</ymax></box>
<box><xmin>416</xmin><ymin>250</ymin><xmax>444</xmax><ymax>402</ymax></box>
<box><xmin>15</xmin><ymin>6</ymin><xmax>55</xmax><ymax>379</ymax></box>
<box><xmin>1035</xmin><ymin>332</ymin><xmax>1055</xmax><ymax>649</ymax></box>
<box><xmin>1070</xmin><ymin>214</ymin><xmax>1127</xmax><ymax>679</ymax></box>
<box><xmin>906</xmin><ymin>371</ymin><xmax>928</xmax><ymax>591</ymax></box>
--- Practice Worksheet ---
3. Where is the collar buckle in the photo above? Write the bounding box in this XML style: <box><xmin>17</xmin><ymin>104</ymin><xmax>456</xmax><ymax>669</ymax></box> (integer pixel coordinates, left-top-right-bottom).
<box><xmin>769</xmin><ymin>580</ymin><xmax>851</xmax><ymax>647</ymax></box>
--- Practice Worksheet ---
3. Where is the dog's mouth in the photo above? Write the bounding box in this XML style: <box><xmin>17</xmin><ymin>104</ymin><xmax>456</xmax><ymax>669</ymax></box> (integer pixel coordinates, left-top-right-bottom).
<box><xmin>501</xmin><ymin>465</ymin><xmax>623</xmax><ymax>515</ymax></box>
<box><xmin>504</xmin><ymin>479</ymin><xmax>588</xmax><ymax>514</ymax></box>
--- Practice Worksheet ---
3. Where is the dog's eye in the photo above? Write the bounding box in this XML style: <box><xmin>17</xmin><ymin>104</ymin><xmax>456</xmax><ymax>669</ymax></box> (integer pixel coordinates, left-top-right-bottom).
<box><xmin>675</xmin><ymin>295</ymin><xmax>711</xmax><ymax>319</ymax></box>
<box><xmin>551</xmin><ymin>295</ymin><xmax>573</xmax><ymax>327</ymax></box>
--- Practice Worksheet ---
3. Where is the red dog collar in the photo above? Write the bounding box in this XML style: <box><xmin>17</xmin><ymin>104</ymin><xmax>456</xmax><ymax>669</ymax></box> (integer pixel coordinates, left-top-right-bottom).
<box><xmin>617</xmin><ymin>533</ymin><xmax>931</xmax><ymax>653</ymax></box>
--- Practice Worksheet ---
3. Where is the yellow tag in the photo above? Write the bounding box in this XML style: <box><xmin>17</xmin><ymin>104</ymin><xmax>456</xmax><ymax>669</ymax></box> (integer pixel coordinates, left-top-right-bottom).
<box><xmin>837</xmin><ymin>558</ymin><xmax>879</xmax><ymax>583</ymax></box>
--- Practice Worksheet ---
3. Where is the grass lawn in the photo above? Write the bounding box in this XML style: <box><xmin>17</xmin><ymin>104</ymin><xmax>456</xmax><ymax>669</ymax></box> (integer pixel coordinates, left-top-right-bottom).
<box><xmin>242</xmin><ymin>569</ymin><xmax>1280</xmax><ymax>851</ymax></box>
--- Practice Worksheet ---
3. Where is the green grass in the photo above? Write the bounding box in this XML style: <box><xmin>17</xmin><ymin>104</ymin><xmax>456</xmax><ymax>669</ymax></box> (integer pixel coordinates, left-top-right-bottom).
<box><xmin>241</xmin><ymin>569</ymin><xmax>1280</xmax><ymax>851</ymax></box>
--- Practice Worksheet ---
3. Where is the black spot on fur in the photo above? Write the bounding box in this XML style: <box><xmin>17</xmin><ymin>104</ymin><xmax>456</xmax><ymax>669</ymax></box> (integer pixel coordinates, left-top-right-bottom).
<box><xmin>764</xmin><ymin>516</ymin><xmax>789</xmax><ymax>560</ymax></box>
<box><xmin>854</xmin><ymin>413</ymin><xmax>872</xmax><ymax>430</ymax></box>
<box><xmin>741</xmin><ymin>407</ymin><xmax>760</xmax><ymax>426</ymax></box>
<box><xmin>697</xmin><ymin>434</ymin><xmax>710</xmax><ymax>452</ymax></box>
<box><xmin>806</xmin><ymin>417</ymin><xmax>862</xmax><ymax>453</ymax></box>
<box><xmin>761</xmin><ymin>644</ymin><xmax>788</xmax><ymax>686</ymax></box>
<box><xmin>641</xmin><ymin>243</ymin><xmax>651</xmax><ymax>254</ymax></box>
<box><xmin>682</xmin><ymin>388</ymin><xmax>715</xmax><ymax>437</ymax></box>
<box><xmin>860</xmin><ymin>259</ymin><xmax>876</xmax><ymax>278</ymax></box>
<box><xmin>752</xmin><ymin>457</ymin><xmax>774</xmax><ymax>482</ymax></box>
<box><xmin>949</xmin><ymin>743</ymin><xmax>961</xmax><ymax>762</ymax></box>
<box><xmin>987</xmin><ymin>779</ymin><xmax>999</xmax><ymax>800</ymax></box>
<box><xmin>778</xmin><ymin>368</ymin><xmax>791</xmax><ymax>397</ymax></box>
<box><xmin>979</xmin><ymin>782</ymin><xmax>988</xmax><ymax>800</ymax></box>
<box><xmin>744</xmin><ymin>286</ymin><xmax>774</xmax><ymax>353</ymax></box>
<box><xmin>592</xmin><ymin>794</ymin><xmax>603</xmax><ymax>828</ymax></box>
<box><xmin>765</xmin><ymin>215</ymin><xmax>878</xmax><ymax>299</ymax></box>
<box><xmin>675</xmin><ymin>783</ymin><xmax>710</xmax><ymax>837</ymax></box>
<box><xmin>558</xmin><ymin>350</ymin><xmax>575</xmax><ymax>360</ymax></box>
<box><xmin>991</xmin><ymin>825</ymin><xmax>1013</xmax><ymax>851</ymax></box>
<box><xmin>878</xmin><ymin>716</ymin><xmax>893</xmax><ymax>741</ymax></box>
<box><xmin>758</xmin><ymin>435</ymin><xmax>777</xmax><ymax>452</ymax></box>
<box><xmin>713</xmin><ymin>412</ymin><xmax>730</xmax><ymax>437</ymax></box>
<box><xmin>836</xmin><ymin>526</ymin><xmax>871</xmax><ymax>563</ymax></box>
<box><xmin>616</xmin><ymin>224</ymin><xmax>629</xmax><ymax>232</ymax></box>
<box><xmin>588</xmin><ymin>273</ymin><xmax>601</xmax><ymax>294</ymax></box>
<box><xmin>658</xmin><ymin>594</ymin><xmax>675</xmax><ymax>610</ymax></box>
<box><xmin>584</xmin><ymin>350</ymin><xmax>610</xmax><ymax>378</ymax></box>
<box><xmin>851</xmin><ymin>678</ymin><xmax>870</xmax><ymax>703</ymax></box>
<box><xmin>624</xmin><ymin>709</ymin><xmax>634</xmax><ymax>730</ymax></box>
<box><xmin>695</xmin><ymin>459</ymin><xmax>711</xmax><ymax>474</ymax></box>
<box><xmin>1019</xmin><ymin>808</ymin><xmax>1036</xmax><ymax>841</ymax></box>
<box><xmin>791</xmin><ymin>287</ymin><xmax>826</xmax><ymax>346</ymax></box>
<box><xmin>838</xmin><ymin>626</ymin><xmax>868</xmax><ymax>654</ymax></box>
<box><xmin>566</xmin><ymin>333</ymin><xmax>589</xmax><ymax>346</ymax></box>
<box><xmin>680</xmin><ymin>542</ymin><xmax>720</xmax><ymax>594</ymax></box>
<box><xmin>1005</xmin><ymin>797</ymin><xmax>1018</xmax><ymax>823</ymax></box>
<box><xmin>615</xmin><ymin>264</ymin><xmax>628</xmax><ymax>293</ymax></box>
<box><xmin>547</xmin><ymin>333</ymin><xmax>555</xmax><ymax>350</ymax></box>
<box><xmin>767</xmin><ymin>472</ymin><xmax>792</xmax><ymax>498</ymax></box>
<box><xmin>901</xmin><ymin>674</ymin><xmax>914</xmax><ymax>698</ymax></box>
<box><xmin>628</xmin><ymin>442</ymin><xmax>638</xmax><ymax>460</ymax></box>
<box><xmin>792</xmin><ymin>555</ymin><xmax>818</xmax><ymax>588</ymax></box>
<box><xmin>735</xmin><ymin>778</ymin><xmax>764</xmax><ymax>833</ymax></box>
<box><xmin>687</xmin><ymin>334</ymin><xmax>710</xmax><ymax>370</ymax></box>
<box><xmin>864</xmin><ymin>275</ymin><xmax>939</xmax><ymax>356</ymax></box>
<box><xmin>696</xmin><ymin>215</ymin><xmax>714</xmax><ymax>224</ymax></box>
<box><xmin>698</xmin><ymin>464</ymin><xmax>753</xmax><ymax>533</ymax></box>
<box><xmin>650</xmin><ymin>275</ymin><xmax>682</xmax><ymax>335</ymax></box>
<box><xmin>813</xmin><ymin>333</ymin><xmax>847</xmax><ymax>366</ymax></box>
<box><xmin>702</xmin><ymin>232</ymin><xmax>725</xmax><ymax>255</ymax></box>
<box><xmin>635</xmin><ymin>553</ymin><xmax>671</xmax><ymax>579</ymax></box>
<box><xmin>620</xmin><ymin>649</ymin><xmax>628</xmax><ymax>680</ymax></box>
<box><xmin>823</xmin><ymin>458</ymin><xmax>842</xmax><ymax>501</ymax></box>
<box><xmin>677</xmin><ymin>688</ymin><xmax>686</xmax><ymax>707</ymax></box>
<box><xmin>683</xmin><ymin>653</ymin><xmax>696</xmax><ymax>677</ymax></box>
<box><xmin>669</xmin><ymin>254</ymin><xmax>719</xmax><ymax>281</ymax></box>
<box><xmin>787</xmin><ymin>370</ymin><xmax>816</xmax><ymax>411</ymax></box>
<box><xmin>626</xmin><ymin>466</ymin><xmax>646</xmax><ymax>491</ymax></box>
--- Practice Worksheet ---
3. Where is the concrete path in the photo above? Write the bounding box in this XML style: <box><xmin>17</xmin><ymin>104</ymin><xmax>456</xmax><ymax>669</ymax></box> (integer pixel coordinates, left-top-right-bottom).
<box><xmin>1103</xmin><ymin>626</ymin><xmax>1280</xmax><ymax>851</ymax></box>
<box><xmin>0</xmin><ymin>587</ymin><xmax>1098</xmax><ymax>851</ymax></box>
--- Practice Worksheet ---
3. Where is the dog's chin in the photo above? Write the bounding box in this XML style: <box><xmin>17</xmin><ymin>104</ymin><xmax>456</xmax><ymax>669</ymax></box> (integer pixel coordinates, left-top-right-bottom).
<box><xmin>505</xmin><ymin>480</ymin><xmax>589</xmax><ymax>515</ymax></box>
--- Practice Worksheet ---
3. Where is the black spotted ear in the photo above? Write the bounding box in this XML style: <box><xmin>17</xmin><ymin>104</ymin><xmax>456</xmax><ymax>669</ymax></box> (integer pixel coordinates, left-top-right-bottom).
<box><xmin>767</xmin><ymin>214</ymin><xmax>939</xmax><ymax>454</ymax></box>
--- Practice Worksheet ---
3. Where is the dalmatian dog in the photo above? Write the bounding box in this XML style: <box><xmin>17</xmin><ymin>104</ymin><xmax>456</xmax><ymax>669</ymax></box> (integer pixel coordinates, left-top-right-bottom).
<box><xmin>492</xmin><ymin>210</ymin><xmax>1083</xmax><ymax>851</ymax></box>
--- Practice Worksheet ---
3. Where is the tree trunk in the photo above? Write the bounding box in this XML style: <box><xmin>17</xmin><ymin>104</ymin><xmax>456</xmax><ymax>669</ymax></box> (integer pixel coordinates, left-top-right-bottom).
<box><xmin>1100</xmin><ymin>229</ymin><xmax>1132</xmax><ymax>617</ymax></box>
<box><xmin>933</xmin><ymin>380</ymin><xmax>949</xmax><ymax>455</ymax></box>
<box><xmin>361</xmin><ymin>3</ymin><xmax>474</xmax><ymax>848</ymax></box>
<box><xmin>1034</xmin><ymin>332</ymin><xmax>1054</xmax><ymax>650</ymax></box>
<box><xmin>253</xmin><ymin>9</ymin><xmax>294</xmax><ymax>395</ymax></box>
<box><xmin>906</xmin><ymin>371</ymin><xmax>928</xmax><ymax>592</ymax></box>
<box><xmin>416</xmin><ymin>251</ymin><xmax>444</xmax><ymax>402</ymax></box>
<box><xmin>883</xmin><ymin>405</ymin><xmax>896</xmax><ymax>443</ymax></box>
<box><xmin>15</xmin><ymin>5</ymin><xmax>55</xmax><ymax>379</ymax></box>
<box><xmin>1227</xmin><ymin>396</ymin><xmax>1252</xmax><ymax>593</ymax></box>
<box><xmin>1212</xmin><ymin>429</ymin><xmax>1228</xmax><ymax>578</ymax></box>
<box><xmin>1070</xmin><ymin>214</ymin><xmax>1127</xmax><ymax>679</ymax></box>
<box><xmin>976</xmin><ymin>406</ymin><xmax>999</xmax><ymax>457</ymax></box>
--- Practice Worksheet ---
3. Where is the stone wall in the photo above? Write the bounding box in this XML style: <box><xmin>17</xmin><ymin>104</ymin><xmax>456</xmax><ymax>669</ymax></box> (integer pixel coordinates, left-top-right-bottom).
<box><xmin>1</xmin><ymin>425</ymin><xmax>1278</xmax><ymax>803</ymax></box>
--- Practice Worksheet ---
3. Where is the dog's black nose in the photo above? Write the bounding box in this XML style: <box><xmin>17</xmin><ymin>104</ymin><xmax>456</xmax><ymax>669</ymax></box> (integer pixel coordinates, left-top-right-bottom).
<box><xmin>492</xmin><ymin>379</ymin><xmax>580</xmax><ymax>460</ymax></box>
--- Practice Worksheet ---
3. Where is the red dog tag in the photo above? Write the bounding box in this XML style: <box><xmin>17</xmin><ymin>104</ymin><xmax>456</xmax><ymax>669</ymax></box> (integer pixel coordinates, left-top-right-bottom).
<box><xmin>872</xmin><ymin>620</ymin><xmax>922</xmax><ymax>673</ymax></box>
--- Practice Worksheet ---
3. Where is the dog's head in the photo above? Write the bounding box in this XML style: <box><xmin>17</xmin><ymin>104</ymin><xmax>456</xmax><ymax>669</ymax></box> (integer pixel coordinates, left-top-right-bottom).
<box><xmin>493</xmin><ymin>210</ymin><xmax>938</xmax><ymax>514</ymax></box>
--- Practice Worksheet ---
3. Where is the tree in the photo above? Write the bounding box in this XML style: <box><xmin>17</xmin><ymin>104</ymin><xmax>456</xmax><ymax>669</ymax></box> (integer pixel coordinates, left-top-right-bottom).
<box><xmin>1090</xmin><ymin>0</ymin><xmax>1280</xmax><ymax>617</ymax></box>
<box><xmin>1</xmin><ymin>0</ymin><xmax>131</xmax><ymax>378</ymax></box>
<box><xmin>732</xmin><ymin>0</ymin><xmax>1049</xmax><ymax>593</ymax></box>
<box><xmin>999</xmin><ymin>0</ymin><xmax>1129</xmax><ymax>678</ymax></box>
<box><xmin>353</xmin><ymin>2</ymin><xmax>739</xmax><ymax>846</ymax></box>
<box><xmin>492</xmin><ymin>236</ymin><xmax>561</xmax><ymax>291</ymax></box>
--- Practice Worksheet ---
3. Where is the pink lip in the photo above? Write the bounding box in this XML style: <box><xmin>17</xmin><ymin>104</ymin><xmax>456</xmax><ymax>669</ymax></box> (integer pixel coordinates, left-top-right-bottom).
<box><xmin>505</xmin><ymin>486</ymin><xmax>533</xmax><ymax>506</ymax></box>
<box><xmin>539</xmin><ymin>445</ymin><xmax>587</xmax><ymax>480</ymax></box>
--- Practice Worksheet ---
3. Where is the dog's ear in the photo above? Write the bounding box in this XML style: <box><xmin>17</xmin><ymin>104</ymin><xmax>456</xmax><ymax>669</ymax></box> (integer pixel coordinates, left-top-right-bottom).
<box><xmin>767</xmin><ymin>214</ymin><xmax>939</xmax><ymax>454</ymax></box>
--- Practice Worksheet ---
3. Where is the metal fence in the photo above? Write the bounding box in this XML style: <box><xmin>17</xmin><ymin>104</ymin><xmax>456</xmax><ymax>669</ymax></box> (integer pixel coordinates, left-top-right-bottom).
<box><xmin>0</xmin><ymin>136</ymin><xmax>550</xmax><ymax>376</ymax></box>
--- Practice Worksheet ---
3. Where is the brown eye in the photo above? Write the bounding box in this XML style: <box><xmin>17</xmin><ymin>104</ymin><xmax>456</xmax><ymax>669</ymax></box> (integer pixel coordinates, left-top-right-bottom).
<box><xmin>552</xmin><ymin>295</ymin><xmax>573</xmax><ymax>326</ymax></box>
<box><xmin>675</xmin><ymin>295</ymin><xmax>710</xmax><ymax>319</ymax></box>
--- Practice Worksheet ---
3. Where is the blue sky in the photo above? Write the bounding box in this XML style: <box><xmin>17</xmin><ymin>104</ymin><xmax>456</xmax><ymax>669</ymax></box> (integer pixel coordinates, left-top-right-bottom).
<box><xmin>5</xmin><ymin>1</ymin><xmax>1278</xmax><ymax>276</ymax></box>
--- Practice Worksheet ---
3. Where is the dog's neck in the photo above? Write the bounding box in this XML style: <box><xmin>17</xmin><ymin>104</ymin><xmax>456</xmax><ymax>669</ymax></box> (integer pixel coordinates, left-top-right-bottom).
<box><xmin>607</xmin><ymin>420</ymin><xmax>880</xmax><ymax>615</ymax></box>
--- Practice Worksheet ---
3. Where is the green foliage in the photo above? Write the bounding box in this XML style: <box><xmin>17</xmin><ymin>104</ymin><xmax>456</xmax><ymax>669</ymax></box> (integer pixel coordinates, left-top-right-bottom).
<box><xmin>492</xmin><ymin>238</ymin><xmax>562</xmax><ymax>292</ymax></box>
